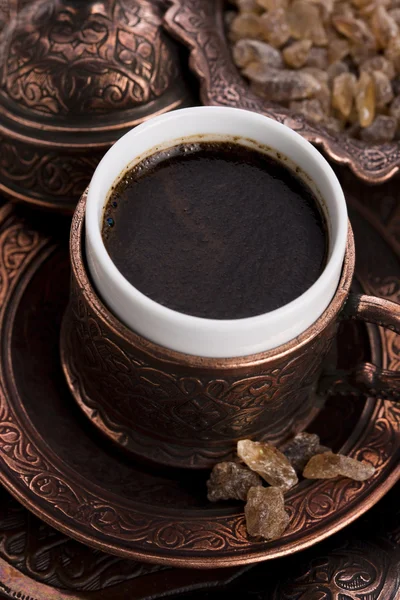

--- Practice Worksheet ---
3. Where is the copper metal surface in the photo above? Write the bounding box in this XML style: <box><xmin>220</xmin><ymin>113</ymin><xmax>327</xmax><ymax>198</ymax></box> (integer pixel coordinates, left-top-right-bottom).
<box><xmin>164</xmin><ymin>0</ymin><xmax>400</xmax><ymax>184</ymax></box>
<box><xmin>61</xmin><ymin>194</ymin><xmax>354</xmax><ymax>468</ymax></box>
<box><xmin>0</xmin><ymin>482</ymin><xmax>246</xmax><ymax>599</ymax></box>
<box><xmin>0</xmin><ymin>482</ymin><xmax>398</xmax><ymax>599</ymax></box>
<box><xmin>0</xmin><ymin>0</ymin><xmax>192</xmax><ymax>213</ymax></box>
<box><xmin>61</xmin><ymin>194</ymin><xmax>400</xmax><ymax>469</ymax></box>
<box><xmin>0</xmin><ymin>199</ymin><xmax>398</xmax><ymax>567</ymax></box>
<box><xmin>60</xmin><ymin>193</ymin><xmax>353</xmax><ymax>469</ymax></box>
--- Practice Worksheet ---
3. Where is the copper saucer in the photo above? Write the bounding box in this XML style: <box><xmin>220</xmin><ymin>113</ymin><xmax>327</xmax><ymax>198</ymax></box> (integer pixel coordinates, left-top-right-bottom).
<box><xmin>0</xmin><ymin>487</ymin><xmax>246</xmax><ymax>600</ymax></box>
<box><xmin>0</xmin><ymin>485</ymin><xmax>398</xmax><ymax>600</ymax></box>
<box><xmin>0</xmin><ymin>200</ymin><xmax>398</xmax><ymax>568</ymax></box>
<box><xmin>0</xmin><ymin>482</ymin><xmax>398</xmax><ymax>599</ymax></box>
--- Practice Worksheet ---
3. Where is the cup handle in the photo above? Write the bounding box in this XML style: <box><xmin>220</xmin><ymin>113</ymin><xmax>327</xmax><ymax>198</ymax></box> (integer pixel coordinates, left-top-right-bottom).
<box><xmin>318</xmin><ymin>293</ymin><xmax>400</xmax><ymax>402</ymax></box>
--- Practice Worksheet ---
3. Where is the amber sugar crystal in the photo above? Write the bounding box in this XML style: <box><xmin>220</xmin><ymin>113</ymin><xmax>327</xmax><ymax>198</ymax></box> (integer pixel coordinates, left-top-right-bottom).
<box><xmin>229</xmin><ymin>0</ymin><xmax>400</xmax><ymax>140</ymax></box>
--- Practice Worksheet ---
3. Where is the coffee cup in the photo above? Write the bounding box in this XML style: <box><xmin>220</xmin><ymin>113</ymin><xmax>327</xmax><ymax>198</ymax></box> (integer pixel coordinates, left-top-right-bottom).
<box><xmin>61</xmin><ymin>107</ymin><xmax>400</xmax><ymax>469</ymax></box>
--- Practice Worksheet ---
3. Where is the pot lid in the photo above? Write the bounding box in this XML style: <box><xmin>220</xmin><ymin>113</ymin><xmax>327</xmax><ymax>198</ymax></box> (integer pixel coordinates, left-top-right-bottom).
<box><xmin>0</xmin><ymin>0</ymin><xmax>191</xmax><ymax>145</ymax></box>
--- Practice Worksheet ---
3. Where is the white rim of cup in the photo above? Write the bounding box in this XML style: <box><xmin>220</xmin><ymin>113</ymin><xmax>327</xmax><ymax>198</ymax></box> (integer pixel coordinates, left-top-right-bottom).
<box><xmin>86</xmin><ymin>107</ymin><xmax>348</xmax><ymax>358</ymax></box>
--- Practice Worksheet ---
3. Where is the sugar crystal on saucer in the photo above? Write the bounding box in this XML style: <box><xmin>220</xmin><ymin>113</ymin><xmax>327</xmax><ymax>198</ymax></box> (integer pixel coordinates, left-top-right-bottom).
<box><xmin>282</xmin><ymin>432</ymin><xmax>331</xmax><ymax>473</ymax></box>
<box><xmin>303</xmin><ymin>451</ymin><xmax>376</xmax><ymax>481</ymax></box>
<box><xmin>245</xmin><ymin>486</ymin><xmax>290</xmax><ymax>539</ymax></box>
<box><xmin>207</xmin><ymin>461</ymin><xmax>262</xmax><ymax>502</ymax></box>
<box><xmin>237</xmin><ymin>439</ymin><xmax>298</xmax><ymax>491</ymax></box>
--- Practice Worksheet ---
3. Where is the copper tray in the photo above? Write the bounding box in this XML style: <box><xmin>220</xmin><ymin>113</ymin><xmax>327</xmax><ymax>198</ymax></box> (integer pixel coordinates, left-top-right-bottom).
<box><xmin>164</xmin><ymin>0</ymin><xmax>400</xmax><ymax>184</ymax></box>
<box><xmin>0</xmin><ymin>197</ymin><xmax>398</xmax><ymax>568</ymax></box>
<box><xmin>0</xmin><ymin>476</ymin><xmax>245</xmax><ymax>599</ymax></box>
<box><xmin>0</xmin><ymin>483</ymin><xmax>398</xmax><ymax>599</ymax></box>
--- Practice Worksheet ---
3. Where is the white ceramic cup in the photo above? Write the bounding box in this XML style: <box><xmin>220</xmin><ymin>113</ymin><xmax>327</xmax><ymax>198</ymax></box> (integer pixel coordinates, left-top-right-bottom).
<box><xmin>85</xmin><ymin>106</ymin><xmax>348</xmax><ymax>358</ymax></box>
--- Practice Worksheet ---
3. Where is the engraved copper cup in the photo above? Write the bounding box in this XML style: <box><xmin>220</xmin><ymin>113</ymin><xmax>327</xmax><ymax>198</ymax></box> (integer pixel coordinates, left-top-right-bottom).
<box><xmin>61</xmin><ymin>107</ymin><xmax>400</xmax><ymax>469</ymax></box>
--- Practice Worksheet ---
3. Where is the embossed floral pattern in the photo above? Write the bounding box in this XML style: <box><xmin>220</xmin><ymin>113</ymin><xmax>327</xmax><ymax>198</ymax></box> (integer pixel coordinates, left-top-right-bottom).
<box><xmin>0</xmin><ymin>134</ymin><xmax>101</xmax><ymax>204</ymax></box>
<box><xmin>272</xmin><ymin>541</ymin><xmax>397</xmax><ymax>599</ymax></box>
<box><xmin>0</xmin><ymin>0</ymin><xmax>187</xmax><ymax>212</ymax></box>
<box><xmin>0</xmin><ymin>0</ymin><xmax>179</xmax><ymax>115</ymax></box>
<box><xmin>0</xmin><ymin>489</ymin><xmax>165</xmax><ymax>591</ymax></box>
<box><xmin>63</xmin><ymin>270</ymin><xmax>335</xmax><ymax>467</ymax></box>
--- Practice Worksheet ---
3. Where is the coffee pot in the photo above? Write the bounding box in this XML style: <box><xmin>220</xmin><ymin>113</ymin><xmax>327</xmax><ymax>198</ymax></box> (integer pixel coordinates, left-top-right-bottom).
<box><xmin>0</xmin><ymin>0</ymin><xmax>191</xmax><ymax>212</ymax></box>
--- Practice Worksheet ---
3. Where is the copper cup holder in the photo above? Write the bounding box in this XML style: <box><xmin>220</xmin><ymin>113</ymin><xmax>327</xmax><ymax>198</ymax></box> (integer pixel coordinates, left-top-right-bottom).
<box><xmin>60</xmin><ymin>192</ymin><xmax>360</xmax><ymax>469</ymax></box>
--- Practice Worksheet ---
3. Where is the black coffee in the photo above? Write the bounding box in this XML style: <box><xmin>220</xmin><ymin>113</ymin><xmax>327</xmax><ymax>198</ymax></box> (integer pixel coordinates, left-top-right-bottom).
<box><xmin>102</xmin><ymin>142</ymin><xmax>328</xmax><ymax>320</ymax></box>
